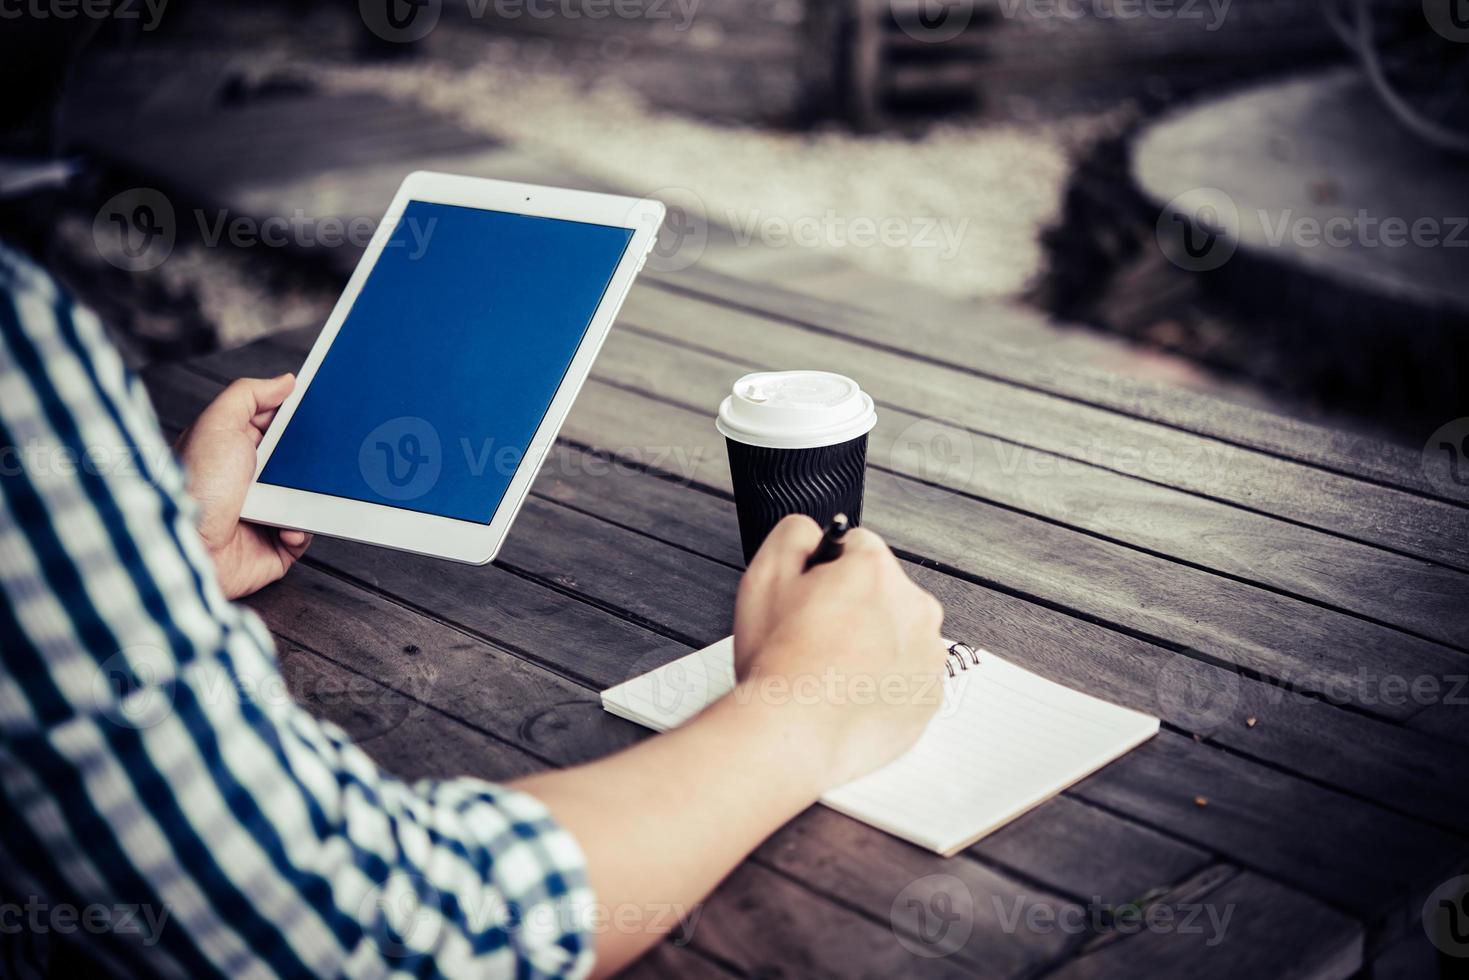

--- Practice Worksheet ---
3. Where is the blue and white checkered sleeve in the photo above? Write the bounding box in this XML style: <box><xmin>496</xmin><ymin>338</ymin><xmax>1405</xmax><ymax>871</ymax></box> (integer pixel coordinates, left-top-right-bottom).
<box><xmin>0</xmin><ymin>243</ymin><xmax>596</xmax><ymax>979</ymax></box>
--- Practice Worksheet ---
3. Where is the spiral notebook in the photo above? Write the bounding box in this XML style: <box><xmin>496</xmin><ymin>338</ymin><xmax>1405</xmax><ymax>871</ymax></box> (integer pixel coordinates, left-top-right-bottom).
<box><xmin>601</xmin><ymin>637</ymin><xmax>1159</xmax><ymax>857</ymax></box>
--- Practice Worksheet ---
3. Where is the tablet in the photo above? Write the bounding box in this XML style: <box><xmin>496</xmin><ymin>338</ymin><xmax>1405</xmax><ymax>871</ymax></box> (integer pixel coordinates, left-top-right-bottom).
<box><xmin>242</xmin><ymin>171</ymin><xmax>665</xmax><ymax>564</ymax></box>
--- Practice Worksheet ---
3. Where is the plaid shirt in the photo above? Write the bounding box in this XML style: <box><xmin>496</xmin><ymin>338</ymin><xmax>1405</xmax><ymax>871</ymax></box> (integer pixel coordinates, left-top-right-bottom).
<box><xmin>0</xmin><ymin>244</ymin><xmax>595</xmax><ymax>979</ymax></box>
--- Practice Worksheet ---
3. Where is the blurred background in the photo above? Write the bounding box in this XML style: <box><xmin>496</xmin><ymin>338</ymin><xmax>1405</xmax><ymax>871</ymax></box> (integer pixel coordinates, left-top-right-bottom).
<box><xmin>0</xmin><ymin>0</ymin><xmax>1464</xmax><ymax>445</ymax></box>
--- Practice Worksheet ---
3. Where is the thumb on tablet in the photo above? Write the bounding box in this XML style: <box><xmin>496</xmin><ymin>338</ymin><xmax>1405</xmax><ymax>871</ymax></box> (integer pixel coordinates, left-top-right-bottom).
<box><xmin>192</xmin><ymin>374</ymin><xmax>296</xmax><ymax>440</ymax></box>
<box><xmin>251</xmin><ymin>371</ymin><xmax>295</xmax><ymax>408</ymax></box>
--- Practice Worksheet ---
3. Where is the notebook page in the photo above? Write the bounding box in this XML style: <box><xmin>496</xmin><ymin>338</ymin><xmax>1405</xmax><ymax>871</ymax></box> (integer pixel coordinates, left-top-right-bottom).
<box><xmin>824</xmin><ymin>648</ymin><xmax>1159</xmax><ymax>854</ymax></box>
<box><xmin>601</xmin><ymin>637</ymin><xmax>737</xmax><ymax>730</ymax></box>
<box><xmin>601</xmin><ymin>639</ymin><xmax>1159</xmax><ymax>856</ymax></box>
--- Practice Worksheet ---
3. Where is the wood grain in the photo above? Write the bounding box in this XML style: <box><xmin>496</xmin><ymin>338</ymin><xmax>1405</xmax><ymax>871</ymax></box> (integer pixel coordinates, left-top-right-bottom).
<box><xmin>258</xmin><ymin>547</ymin><xmax>1226</xmax><ymax>916</ymax></box>
<box><xmin>1406</xmin><ymin>699</ymin><xmax>1469</xmax><ymax>749</ymax></box>
<box><xmin>644</xmin><ymin>267</ymin><xmax>1455</xmax><ymax>508</ymax></box>
<box><xmin>250</xmin><ymin>565</ymin><xmax>1070</xmax><ymax>977</ymax></box>
<box><xmin>272</xmin><ymin>634</ymin><xmax>981</xmax><ymax>977</ymax></box>
<box><xmin>615</xmin><ymin>285</ymin><xmax>1469</xmax><ymax>641</ymax></box>
<box><xmin>557</xmin><ymin>377</ymin><xmax>1469</xmax><ymax>721</ymax></box>
<box><xmin>528</xmin><ymin>441</ymin><xmax>1469</xmax><ymax>836</ymax></box>
<box><xmin>624</xmin><ymin>279</ymin><xmax>1469</xmax><ymax>570</ymax></box>
<box><xmin>143</xmin><ymin>361</ymin><xmax>1469</xmax><ymax>839</ymax></box>
<box><xmin>299</xmin><ymin>484</ymin><xmax>1464</xmax><ymax>936</ymax></box>
<box><xmin>150</xmin><ymin>343</ymin><xmax>1469</xmax><ymax>721</ymax></box>
<box><xmin>1039</xmin><ymin>864</ymin><xmax>1362</xmax><ymax>980</ymax></box>
<box><xmin>73</xmin><ymin>64</ymin><xmax>1441</xmax><ymax>978</ymax></box>
<box><xmin>133</xmin><ymin>277</ymin><xmax>1469</xmax><ymax>975</ymax></box>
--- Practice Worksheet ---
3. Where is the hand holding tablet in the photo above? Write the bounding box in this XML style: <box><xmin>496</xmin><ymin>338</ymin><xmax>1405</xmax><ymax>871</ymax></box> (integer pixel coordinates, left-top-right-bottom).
<box><xmin>242</xmin><ymin>172</ymin><xmax>665</xmax><ymax>563</ymax></box>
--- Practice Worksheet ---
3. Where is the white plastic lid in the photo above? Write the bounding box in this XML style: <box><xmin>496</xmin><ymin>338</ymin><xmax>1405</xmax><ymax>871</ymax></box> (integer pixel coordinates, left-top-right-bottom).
<box><xmin>715</xmin><ymin>371</ymin><xmax>878</xmax><ymax>450</ymax></box>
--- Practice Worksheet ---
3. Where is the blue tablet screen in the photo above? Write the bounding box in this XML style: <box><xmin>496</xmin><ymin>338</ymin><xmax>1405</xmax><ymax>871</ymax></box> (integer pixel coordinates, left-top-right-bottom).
<box><xmin>259</xmin><ymin>200</ymin><xmax>633</xmax><ymax>523</ymax></box>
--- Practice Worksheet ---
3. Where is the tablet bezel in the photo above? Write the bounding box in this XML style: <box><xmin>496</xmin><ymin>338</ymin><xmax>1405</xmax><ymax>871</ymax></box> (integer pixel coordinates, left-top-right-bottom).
<box><xmin>241</xmin><ymin>171</ymin><xmax>665</xmax><ymax>565</ymax></box>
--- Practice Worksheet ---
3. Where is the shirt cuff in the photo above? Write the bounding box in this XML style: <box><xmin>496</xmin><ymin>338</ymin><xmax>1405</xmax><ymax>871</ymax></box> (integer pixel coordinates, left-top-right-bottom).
<box><xmin>460</xmin><ymin>781</ymin><xmax>598</xmax><ymax>980</ymax></box>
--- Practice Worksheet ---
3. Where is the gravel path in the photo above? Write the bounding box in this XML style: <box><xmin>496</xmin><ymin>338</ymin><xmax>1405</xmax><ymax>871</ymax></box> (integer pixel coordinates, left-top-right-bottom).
<box><xmin>300</xmin><ymin>25</ymin><xmax>1129</xmax><ymax>300</ymax></box>
<box><xmin>40</xmin><ymin>10</ymin><xmax>1131</xmax><ymax>359</ymax></box>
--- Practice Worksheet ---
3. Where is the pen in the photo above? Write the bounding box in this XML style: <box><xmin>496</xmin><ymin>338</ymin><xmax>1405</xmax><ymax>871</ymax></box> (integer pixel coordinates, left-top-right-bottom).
<box><xmin>803</xmin><ymin>513</ymin><xmax>851</xmax><ymax>571</ymax></box>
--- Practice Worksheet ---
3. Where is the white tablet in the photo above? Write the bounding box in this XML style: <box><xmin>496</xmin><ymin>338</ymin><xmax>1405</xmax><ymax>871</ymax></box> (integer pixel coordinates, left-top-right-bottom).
<box><xmin>242</xmin><ymin>171</ymin><xmax>665</xmax><ymax>564</ymax></box>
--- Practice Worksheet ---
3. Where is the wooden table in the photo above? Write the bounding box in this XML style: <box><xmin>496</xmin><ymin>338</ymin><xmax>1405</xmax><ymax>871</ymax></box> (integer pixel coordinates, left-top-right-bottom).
<box><xmin>140</xmin><ymin>264</ymin><xmax>1469</xmax><ymax>979</ymax></box>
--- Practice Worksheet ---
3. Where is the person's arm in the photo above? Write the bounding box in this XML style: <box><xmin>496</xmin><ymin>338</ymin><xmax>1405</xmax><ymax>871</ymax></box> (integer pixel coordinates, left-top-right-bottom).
<box><xmin>513</xmin><ymin>687</ymin><xmax>820</xmax><ymax>975</ymax></box>
<box><xmin>167</xmin><ymin>373</ymin><xmax>948</xmax><ymax>975</ymax></box>
<box><xmin>0</xmin><ymin>244</ymin><xmax>597</xmax><ymax>978</ymax></box>
<box><xmin>518</xmin><ymin>517</ymin><xmax>947</xmax><ymax>977</ymax></box>
<box><xmin>0</xmin><ymin>241</ymin><xmax>946</xmax><ymax>978</ymax></box>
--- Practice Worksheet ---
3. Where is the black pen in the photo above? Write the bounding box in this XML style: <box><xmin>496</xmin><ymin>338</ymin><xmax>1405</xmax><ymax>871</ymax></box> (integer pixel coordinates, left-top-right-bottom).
<box><xmin>803</xmin><ymin>513</ymin><xmax>851</xmax><ymax>571</ymax></box>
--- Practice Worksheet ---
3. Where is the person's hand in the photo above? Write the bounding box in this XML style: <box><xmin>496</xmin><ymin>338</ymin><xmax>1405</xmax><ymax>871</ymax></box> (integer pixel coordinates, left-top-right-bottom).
<box><xmin>175</xmin><ymin>374</ymin><xmax>311</xmax><ymax>599</ymax></box>
<box><xmin>730</xmin><ymin>515</ymin><xmax>947</xmax><ymax>792</ymax></box>
<box><xmin>515</xmin><ymin>518</ymin><xmax>944</xmax><ymax>977</ymax></box>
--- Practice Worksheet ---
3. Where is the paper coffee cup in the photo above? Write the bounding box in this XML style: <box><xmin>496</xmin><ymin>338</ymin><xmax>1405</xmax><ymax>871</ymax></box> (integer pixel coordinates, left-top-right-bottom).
<box><xmin>716</xmin><ymin>371</ymin><xmax>877</xmax><ymax>563</ymax></box>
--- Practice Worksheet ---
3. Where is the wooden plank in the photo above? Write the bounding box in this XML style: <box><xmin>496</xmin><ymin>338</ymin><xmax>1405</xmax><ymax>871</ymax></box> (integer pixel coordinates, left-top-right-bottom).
<box><xmin>162</xmin><ymin>339</ymin><xmax>1469</xmax><ymax>720</ymax></box>
<box><xmin>211</xmin><ymin>274</ymin><xmax>1452</xmax><ymax>587</ymax></box>
<box><xmin>272</xmin><ymin>639</ymin><xmax>901</xmax><ymax>978</ymax></box>
<box><xmin>620</xmin><ymin>943</ymin><xmax>733</xmax><ymax>980</ymax></box>
<box><xmin>252</xmin><ymin>567</ymin><xmax>1072</xmax><ymax>977</ymax></box>
<box><xmin>275</xmin><ymin>638</ymin><xmax>539</xmax><ymax>783</ymax></box>
<box><xmin>141</xmin><ymin>361</ymin><xmax>1469</xmax><ymax>837</ymax></box>
<box><xmin>645</xmin><ymin>266</ymin><xmax>1454</xmax><ymax>507</ymax></box>
<box><xmin>1359</xmin><ymin>927</ymin><xmax>1445</xmax><ymax>980</ymax></box>
<box><xmin>292</xmin><ymin>490</ymin><xmax>1466</xmax><ymax>934</ymax></box>
<box><xmin>148</xmin><ymin>339</ymin><xmax>1469</xmax><ymax>939</ymax></box>
<box><xmin>618</xmin><ymin>281</ymin><xmax>1469</xmax><ymax>573</ymax></box>
<box><xmin>749</xmin><ymin>806</ymin><xmax>1085</xmax><ymax>974</ymax></box>
<box><xmin>254</xmin><ymin>565</ymin><xmax>645</xmax><ymax>765</ymax></box>
<box><xmin>696</xmin><ymin>241</ymin><xmax>849</xmax><ymax>287</ymax></box>
<box><xmin>974</xmin><ymin>796</ymin><xmax>1208</xmax><ymax>909</ymax></box>
<box><xmin>263</xmin><ymin>549</ymin><xmax>1214</xmax><ymax>915</ymax></box>
<box><xmin>911</xmin><ymin>561</ymin><xmax>1469</xmax><ymax>836</ymax></box>
<box><xmin>1041</xmin><ymin>864</ymin><xmax>1362</xmax><ymax>980</ymax></box>
<box><xmin>535</xmin><ymin>462</ymin><xmax>1454</xmax><ymax>723</ymax></box>
<box><xmin>603</xmin><ymin>306</ymin><xmax>1469</xmax><ymax>648</ymax></box>
<box><xmin>1066</xmin><ymin>733</ymin><xmax>1466</xmax><ymax>933</ymax></box>
<box><xmin>261</xmin><ymin>564</ymin><xmax>1357</xmax><ymax>978</ymax></box>
<box><xmin>687</xmin><ymin>862</ymin><xmax>976</xmax><ymax>980</ymax></box>
<box><xmin>1406</xmin><ymin>700</ymin><xmax>1469</xmax><ymax>749</ymax></box>
<box><xmin>559</xmin><ymin>380</ymin><xmax>1469</xmax><ymax>721</ymax></box>
<box><xmin>768</xmin><ymin>264</ymin><xmax>1273</xmax><ymax>401</ymax></box>
<box><xmin>492</xmin><ymin>501</ymin><xmax>1469</xmax><ymax>904</ymax></box>
<box><xmin>528</xmin><ymin>440</ymin><xmax>1469</xmax><ymax>838</ymax></box>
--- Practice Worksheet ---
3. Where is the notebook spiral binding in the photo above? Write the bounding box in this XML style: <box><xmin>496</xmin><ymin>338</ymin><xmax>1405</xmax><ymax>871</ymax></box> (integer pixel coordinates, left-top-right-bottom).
<box><xmin>945</xmin><ymin>642</ymin><xmax>980</xmax><ymax>678</ymax></box>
